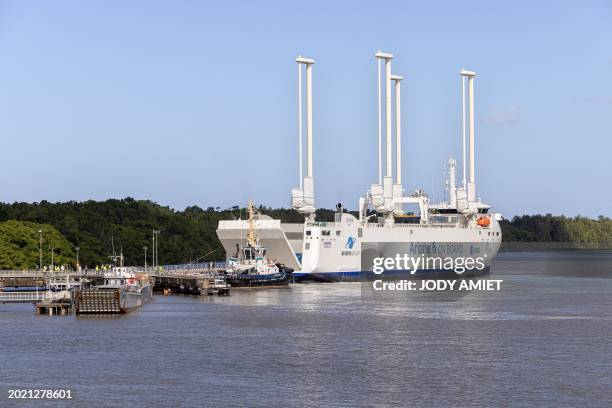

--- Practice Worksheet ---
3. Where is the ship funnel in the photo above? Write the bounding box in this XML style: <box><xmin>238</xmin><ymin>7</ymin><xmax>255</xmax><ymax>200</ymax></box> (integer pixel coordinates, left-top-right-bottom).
<box><xmin>460</xmin><ymin>69</ymin><xmax>476</xmax><ymax>202</ymax></box>
<box><xmin>292</xmin><ymin>56</ymin><xmax>316</xmax><ymax>217</ymax></box>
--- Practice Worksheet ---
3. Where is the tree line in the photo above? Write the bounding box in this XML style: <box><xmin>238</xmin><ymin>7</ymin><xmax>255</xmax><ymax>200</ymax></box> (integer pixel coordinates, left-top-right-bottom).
<box><xmin>0</xmin><ymin>198</ymin><xmax>609</xmax><ymax>269</ymax></box>
<box><xmin>500</xmin><ymin>214</ymin><xmax>611</xmax><ymax>249</ymax></box>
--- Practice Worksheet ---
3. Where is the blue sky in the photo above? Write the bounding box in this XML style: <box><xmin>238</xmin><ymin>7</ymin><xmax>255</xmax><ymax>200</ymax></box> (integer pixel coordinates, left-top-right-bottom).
<box><xmin>0</xmin><ymin>1</ymin><xmax>610</xmax><ymax>217</ymax></box>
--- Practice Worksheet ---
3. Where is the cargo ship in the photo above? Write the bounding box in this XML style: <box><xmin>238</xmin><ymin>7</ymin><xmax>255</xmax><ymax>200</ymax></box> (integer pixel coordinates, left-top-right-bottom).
<box><xmin>288</xmin><ymin>53</ymin><xmax>501</xmax><ymax>282</ymax></box>
<box><xmin>217</xmin><ymin>53</ymin><xmax>502</xmax><ymax>283</ymax></box>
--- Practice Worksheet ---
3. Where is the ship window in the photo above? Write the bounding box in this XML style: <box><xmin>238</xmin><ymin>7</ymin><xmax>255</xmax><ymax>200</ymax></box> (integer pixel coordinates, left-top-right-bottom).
<box><xmin>436</xmin><ymin>209</ymin><xmax>460</xmax><ymax>214</ymax></box>
<box><xmin>336</xmin><ymin>231</ymin><xmax>340</xmax><ymax>236</ymax></box>
<box><xmin>358</xmin><ymin>228</ymin><xmax>363</xmax><ymax>238</ymax></box>
<box><xmin>305</xmin><ymin>243</ymin><xmax>310</xmax><ymax>250</ymax></box>
<box><xmin>306</xmin><ymin>230</ymin><xmax>311</xmax><ymax>236</ymax></box>
<box><xmin>322</xmin><ymin>230</ymin><xmax>330</xmax><ymax>236</ymax></box>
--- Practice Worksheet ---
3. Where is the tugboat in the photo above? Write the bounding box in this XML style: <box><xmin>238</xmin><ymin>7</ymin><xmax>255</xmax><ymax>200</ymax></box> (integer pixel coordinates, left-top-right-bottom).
<box><xmin>223</xmin><ymin>201</ymin><xmax>293</xmax><ymax>288</ymax></box>
<box><xmin>76</xmin><ymin>251</ymin><xmax>152</xmax><ymax>314</ymax></box>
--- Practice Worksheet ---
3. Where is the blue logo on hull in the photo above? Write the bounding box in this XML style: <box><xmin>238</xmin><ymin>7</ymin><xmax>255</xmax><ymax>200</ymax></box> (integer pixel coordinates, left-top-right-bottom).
<box><xmin>345</xmin><ymin>236</ymin><xmax>356</xmax><ymax>249</ymax></box>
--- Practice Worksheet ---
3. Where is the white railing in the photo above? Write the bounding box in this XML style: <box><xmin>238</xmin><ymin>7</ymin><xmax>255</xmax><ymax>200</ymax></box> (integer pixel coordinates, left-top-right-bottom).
<box><xmin>0</xmin><ymin>270</ymin><xmax>82</xmax><ymax>278</ymax></box>
<box><xmin>0</xmin><ymin>270</ymin><xmax>49</xmax><ymax>277</ymax></box>
<box><xmin>152</xmin><ymin>269</ymin><xmax>220</xmax><ymax>278</ymax></box>
<box><xmin>0</xmin><ymin>291</ymin><xmax>71</xmax><ymax>303</ymax></box>
<box><xmin>364</xmin><ymin>223</ymin><xmax>468</xmax><ymax>229</ymax></box>
<box><xmin>218</xmin><ymin>219</ymin><xmax>281</xmax><ymax>229</ymax></box>
<box><xmin>305</xmin><ymin>222</ymin><xmax>468</xmax><ymax>229</ymax></box>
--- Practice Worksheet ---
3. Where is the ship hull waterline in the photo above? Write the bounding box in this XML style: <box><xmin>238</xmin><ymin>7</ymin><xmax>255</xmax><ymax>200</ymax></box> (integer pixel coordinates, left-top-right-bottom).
<box><xmin>296</xmin><ymin>237</ymin><xmax>501</xmax><ymax>283</ymax></box>
<box><xmin>225</xmin><ymin>271</ymin><xmax>292</xmax><ymax>288</ymax></box>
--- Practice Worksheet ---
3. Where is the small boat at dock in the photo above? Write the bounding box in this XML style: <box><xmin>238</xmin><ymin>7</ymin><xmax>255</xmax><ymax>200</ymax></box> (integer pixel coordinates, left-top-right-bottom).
<box><xmin>76</xmin><ymin>266</ymin><xmax>152</xmax><ymax>314</ymax></box>
<box><xmin>224</xmin><ymin>244</ymin><xmax>293</xmax><ymax>288</ymax></box>
<box><xmin>222</xmin><ymin>201</ymin><xmax>293</xmax><ymax>288</ymax></box>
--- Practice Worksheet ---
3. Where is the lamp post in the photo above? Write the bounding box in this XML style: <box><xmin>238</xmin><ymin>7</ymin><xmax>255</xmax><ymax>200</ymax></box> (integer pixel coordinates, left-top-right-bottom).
<box><xmin>152</xmin><ymin>230</ymin><xmax>160</xmax><ymax>271</ymax></box>
<box><xmin>152</xmin><ymin>229</ymin><xmax>159</xmax><ymax>271</ymax></box>
<box><xmin>143</xmin><ymin>246</ymin><xmax>148</xmax><ymax>273</ymax></box>
<box><xmin>152</xmin><ymin>230</ymin><xmax>155</xmax><ymax>271</ymax></box>
<box><xmin>75</xmin><ymin>246</ymin><xmax>80</xmax><ymax>272</ymax></box>
<box><xmin>38</xmin><ymin>230</ymin><xmax>43</xmax><ymax>271</ymax></box>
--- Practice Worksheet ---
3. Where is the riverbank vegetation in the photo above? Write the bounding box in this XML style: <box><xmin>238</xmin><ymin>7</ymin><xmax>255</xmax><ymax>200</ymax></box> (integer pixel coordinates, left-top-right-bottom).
<box><xmin>0</xmin><ymin>199</ymin><xmax>609</xmax><ymax>269</ymax></box>
<box><xmin>0</xmin><ymin>220</ymin><xmax>75</xmax><ymax>270</ymax></box>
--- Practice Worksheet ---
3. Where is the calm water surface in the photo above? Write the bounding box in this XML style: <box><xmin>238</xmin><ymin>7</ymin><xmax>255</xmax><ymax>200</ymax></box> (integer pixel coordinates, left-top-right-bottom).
<box><xmin>1</xmin><ymin>252</ymin><xmax>611</xmax><ymax>407</ymax></box>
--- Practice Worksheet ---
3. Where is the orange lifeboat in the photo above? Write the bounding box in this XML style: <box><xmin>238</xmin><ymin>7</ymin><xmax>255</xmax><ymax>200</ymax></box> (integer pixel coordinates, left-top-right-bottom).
<box><xmin>477</xmin><ymin>216</ymin><xmax>491</xmax><ymax>227</ymax></box>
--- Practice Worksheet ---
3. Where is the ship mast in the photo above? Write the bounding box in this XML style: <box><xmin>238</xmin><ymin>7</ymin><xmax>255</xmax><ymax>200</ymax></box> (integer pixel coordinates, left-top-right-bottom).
<box><xmin>291</xmin><ymin>56</ymin><xmax>316</xmax><ymax>220</ymax></box>
<box><xmin>246</xmin><ymin>200</ymin><xmax>258</xmax><ymax>247</ymax></box>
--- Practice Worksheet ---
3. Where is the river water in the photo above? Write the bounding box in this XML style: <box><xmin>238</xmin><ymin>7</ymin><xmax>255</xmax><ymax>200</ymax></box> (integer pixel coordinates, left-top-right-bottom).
<box><xmin>1</xmin><ymin>252</ymin><xmax>611</xmax><ymax>407</ymax></box>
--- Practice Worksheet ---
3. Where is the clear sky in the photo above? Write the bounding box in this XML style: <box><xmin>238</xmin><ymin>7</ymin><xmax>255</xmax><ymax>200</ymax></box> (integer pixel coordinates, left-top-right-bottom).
<box><xmin>0</xmin><ymin>1</ymin><xmax>610</xmax><ymax>217</ymax></box>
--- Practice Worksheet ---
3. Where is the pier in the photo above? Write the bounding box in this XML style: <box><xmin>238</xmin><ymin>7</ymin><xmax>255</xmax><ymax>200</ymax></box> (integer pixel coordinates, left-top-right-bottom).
<box><xmin>0</xmin><ymin>290</ymin><xmax>74</xmax><ymax>316</ymax></box>
<box><xmin>0</xmin><ymin>266</ymin><xmax>230</xmax><ymax>315</ymax></box>
<box><xmin>35</xmin><ymin>301</ymin><xmax>73</xmax><ymax>316</ymax></box>
<box><xmin>0</xmin><ymin>290</ymin><xmax>71</xmax><ymax>303</ymax></box>
<box><xmin>0</xmin><ymin>269</ymin><xmax>104</xmax><ymax>288</ymax></box>
<box><xmin>0</xmin><ymin>266</ymin><xmax>227</xmax><ymax>288</ymax></box>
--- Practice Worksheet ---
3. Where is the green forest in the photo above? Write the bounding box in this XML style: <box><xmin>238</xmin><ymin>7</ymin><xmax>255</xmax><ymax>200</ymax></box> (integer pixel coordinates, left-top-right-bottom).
<box><xmin>0</xmin><ymin>198</ymin><xmax>610</xmax><ymax>269</ymax></box>
<box><xmin>0</xmin><ymin>220</ymin><xmax>75</xmax><ymax>270</ymax></box>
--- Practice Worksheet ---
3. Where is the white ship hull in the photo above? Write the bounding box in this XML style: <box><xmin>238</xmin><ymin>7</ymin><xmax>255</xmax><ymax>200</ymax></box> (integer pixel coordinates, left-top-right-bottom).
<box><xmin>294</xmin><ymin>217</ymin><xmax>502</xmax><ymax>282</ymax></box>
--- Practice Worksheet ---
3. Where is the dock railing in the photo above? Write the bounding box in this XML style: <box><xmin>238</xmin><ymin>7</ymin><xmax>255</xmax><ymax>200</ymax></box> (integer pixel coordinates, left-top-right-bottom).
<box><xmin>0</xmin><ymin>290</ymin><xmax>71</xmax><ymax>303</ymax></box>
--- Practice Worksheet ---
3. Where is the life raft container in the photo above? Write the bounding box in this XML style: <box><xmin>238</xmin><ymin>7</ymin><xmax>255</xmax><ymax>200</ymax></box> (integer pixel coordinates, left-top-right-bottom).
<box><xmin>477</xmin><ymin>216</ymin><xmax>491</xmax><ymax>227</ymax></box>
